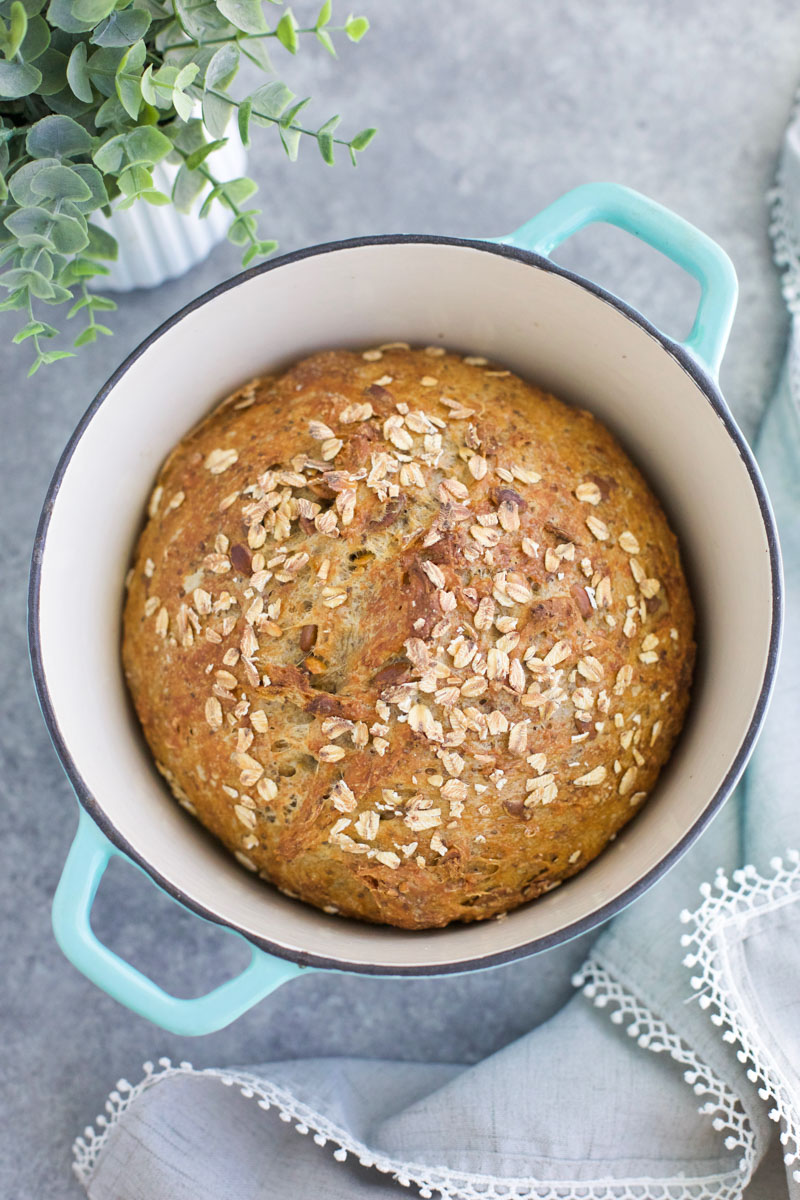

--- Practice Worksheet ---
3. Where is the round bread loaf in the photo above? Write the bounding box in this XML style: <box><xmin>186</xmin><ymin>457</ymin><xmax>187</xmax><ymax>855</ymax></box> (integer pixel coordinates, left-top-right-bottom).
<box><xmin>122</xmin><ymin>345</ymin><xmax>695</xmax><ymax>929</ymax></box>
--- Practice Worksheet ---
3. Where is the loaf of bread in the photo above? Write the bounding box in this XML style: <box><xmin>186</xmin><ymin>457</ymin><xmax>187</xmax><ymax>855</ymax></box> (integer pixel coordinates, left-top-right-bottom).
<box><xmin>122</xmin><ymin>345</ymin><xmax>694</xmax><ymax>928</ymax></box>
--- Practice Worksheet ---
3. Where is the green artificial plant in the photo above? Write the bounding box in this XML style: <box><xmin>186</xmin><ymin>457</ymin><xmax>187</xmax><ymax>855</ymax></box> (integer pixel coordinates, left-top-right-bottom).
<box><xmin>0</xmin><ymin>0</ymin><xmax>374</xmax><ymax>374</ymax></box>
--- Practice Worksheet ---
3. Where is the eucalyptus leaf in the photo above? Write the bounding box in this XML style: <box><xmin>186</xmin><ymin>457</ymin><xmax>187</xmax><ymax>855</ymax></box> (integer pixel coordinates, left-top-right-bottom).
<box><xmin>275</xmin><ymin>8</ymin><xmax>297</xmax><ymax>52</ymax></box>
<box><xmin>173</xmin><ymin>0</ymin><xmax>231</xmax><ymax>41</ymax></box>
<box><xmin>19</xmin><ymin>11</ymin><xmax>49</xmax><ymax>58</ymax></box>
<box><xmin>201</xmin><ymin>88</ymin><xmax>233</xmax><ymax>138</ymax></box>
<box><xmin>0</xmin><ymin>57</ymin><xmax>41</xmax><ymax>98</ymax></box>
<box><xmin>71</xmin><ymin>162</ymin><xmax>108</xmax><ymax>210</ymax></box>
<box><xmin>349</xmin><ymin>125</ymin><xmax>375</xmax><ymax>151</ymax></box>
<box><xmin>7</xmin><ymin>1</ymin><xmax>28</xmax><ymax>56</ymax></box>
<box><xmin>30</xmin><ymin>163</ymin><xmax>92</xmax><ymax>201</ymax></box>
<box><xmin>115</xmin><ymin>38</ymin><xmax>145</xmax><ymax>118</ymax></box>
<box><xmin>85</xmin><ymin>220</ymin><xmax>117</xmax><ymax>259</ymax></box>
<box><xmin>49</xmin><ymin>209</ymin><xmax>89</xmax><ymax>253</ymax></box>
<box><xmin>66</xmin><ymin>41</ymin><xmax>93</xmax><ymax>102</ymax></box>
<box><xmin>237</xmin><ymin>97</ymin><xmax>252</xmax><ymax>147</ymax></box>
<box><xmin>89</xmin><ymin>7</ymin><xmax>149</xmax><ymax>45</ymax></box>
<box><xmin>315</xmin><ymin>27</ymin><xmax>335</xmax><ymax>56</ymax></box>
<box><xmin>171</xmin><ymin>161</ymin><xmax>206</xmax><ymax>212</ymax></box>
<box><xmin>345</xmin><ymin>14</ymin><xmax>368</xmax><ymax>41</ymax></box>
<box><xmin>316</xmin><ymin>129</ymin><xmax>334</xmax><ymax>164</ymax></box>
<box><xmin>216</xmin><ymin>0</ymin><xmax>267</xmax><ymax>36</ymax></box>
<box><xmin>250</xmin><ymin>79</ymin><xmax>293</xmax><ymax>123</ymax></box>
<box><xmin>26</xmin><ymin>114</ymin><xmax>92</xmax><ymax>159</ymax></box>
<box><xmin>8</xmin><ymin>156</ymin><xmax>61</xmax><ymax>205</ymax></box>
<box><xmin>205</xmin><ymin>41</ymin><xmax>238</xmax><ymax>91</ymax></box>
<box><xmin>46</xmin><ymin>0</ymin><xmax>97</xmax><ymax>34</ymax></box>
<box><xmin>33</xmin><ymin>47</ymin><xmax>66</xmax><ymax>95</ymax></box>
<box><xmin>185</xmin><ymin>136</ymin><xmax>227</xmax><ymax>171</ymax></box>
<box><xmin>279</xmin><ymin>123</ymin><xmax>300</xmax><ymax>161</ymax></box>
<box><xmin>72</xmin><ymin>0</ymin><xmax>115</xmax><ymax>25</ymax></box>
<box><xmin>3</xmin><ymin>205</ymin><xmax>57</xmax><ymax>249</ymax></box>
<box><xmin>86</xmin><ymin>45</ymin><xmax>124</xmax><ymax>97</ymax></box>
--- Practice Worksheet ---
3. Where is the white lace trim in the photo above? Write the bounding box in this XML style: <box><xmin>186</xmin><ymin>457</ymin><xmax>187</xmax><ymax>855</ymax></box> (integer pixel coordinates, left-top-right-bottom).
<box><xmin>73</xmin><ymin>998</ymin><xmax>753</xmax><ymax>1200</ymax></box>
<box><xmin>680</xmin><ymin>851</ymin><xmax>800</xmax><ymax>1184</ymax></box>
<box><xmin>573</xmin><ymin>958</ymin><xmax>755</xmax><ymax>1200</ymax></box>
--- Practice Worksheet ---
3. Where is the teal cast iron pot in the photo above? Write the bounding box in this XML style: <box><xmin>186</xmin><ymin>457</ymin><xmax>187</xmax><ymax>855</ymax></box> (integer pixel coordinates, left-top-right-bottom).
<box><xmin>29</xmin><ymin>183</ymin><xmax>783</xmax><ymax>1036</ymax></box>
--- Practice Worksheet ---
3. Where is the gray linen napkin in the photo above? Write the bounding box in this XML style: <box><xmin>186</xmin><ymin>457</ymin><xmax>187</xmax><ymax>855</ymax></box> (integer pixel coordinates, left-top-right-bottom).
<box><xmin>73</xmin><ymin>126</ymin><xmax>800</xmax><ymax>1200</ymax></box>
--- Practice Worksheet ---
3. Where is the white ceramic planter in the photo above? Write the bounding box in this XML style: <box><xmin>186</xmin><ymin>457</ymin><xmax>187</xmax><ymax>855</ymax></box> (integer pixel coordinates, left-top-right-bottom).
<box><xmin>31</xmin><ymin>183</ymin><xmax>782</xmax><ymax>1036</ymax></box>
<box><xmin>93</xmin><ymin>137</ymin><xmax>248</xmax><ymax>292</ymax></box>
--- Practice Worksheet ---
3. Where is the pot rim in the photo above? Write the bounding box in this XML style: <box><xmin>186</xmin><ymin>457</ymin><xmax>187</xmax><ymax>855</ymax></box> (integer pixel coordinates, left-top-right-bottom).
<box><xmin>28</xmin><ymin>232</ymin><xmax>784</xmax><ymax>975</ymax></box>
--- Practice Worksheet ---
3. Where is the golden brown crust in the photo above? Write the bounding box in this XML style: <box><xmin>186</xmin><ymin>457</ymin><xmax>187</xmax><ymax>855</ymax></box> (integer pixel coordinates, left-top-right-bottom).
<box><xmin>122</xmin><ymin>345</ymin><xmax>695</xmax><ymax>929</ymax></box>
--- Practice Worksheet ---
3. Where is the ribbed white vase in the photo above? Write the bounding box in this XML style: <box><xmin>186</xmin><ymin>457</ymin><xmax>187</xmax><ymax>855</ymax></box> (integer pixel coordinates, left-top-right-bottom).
<box><xmin>94</xmin><ymin>136</ymin><xmax>248</xmax><ymax>292</ymax></box>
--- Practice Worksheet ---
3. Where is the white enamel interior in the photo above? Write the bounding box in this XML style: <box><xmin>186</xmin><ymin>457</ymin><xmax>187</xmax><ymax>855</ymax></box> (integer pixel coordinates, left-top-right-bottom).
<box><xmin>36</xmin><ymin>241</ymin><xmax>776</xmax><ymax>971</ymax></box>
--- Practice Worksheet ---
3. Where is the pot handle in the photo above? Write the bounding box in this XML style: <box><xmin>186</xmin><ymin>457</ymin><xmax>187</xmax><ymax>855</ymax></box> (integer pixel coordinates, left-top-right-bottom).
<box><xmin>52</xmin><ymin>808</ymin><xmax>303</xmax><ymax>1036</ymax></box>
<box><xmin>494</xmin><ymin>182</ymin><xmax>738</xmax><ymax>379</ymax></box>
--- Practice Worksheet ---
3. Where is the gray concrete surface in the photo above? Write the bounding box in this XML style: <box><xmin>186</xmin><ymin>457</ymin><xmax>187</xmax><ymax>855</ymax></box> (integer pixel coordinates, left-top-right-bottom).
<box><xmin>2</xmin><ymin>2</ymin><xmax>798</xmax><ymax>1196</ymax></box>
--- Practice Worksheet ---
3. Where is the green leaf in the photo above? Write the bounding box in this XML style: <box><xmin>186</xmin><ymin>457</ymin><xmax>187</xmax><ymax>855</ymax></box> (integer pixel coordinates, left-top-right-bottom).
<box><xmin>94</xmin><ymin>125</ymin><xmax>171</xmax><ymax>172</ymax></box>
<box><xmin>85</xmin><ymin>221</ymin><xmax>118</xmax><ymax>259</ymax></box>
<box><xmin>171</xmin><ymin>162</ymin><xmax>206</xmax><ymax>212</ymax></box>
<box><xmin>201</xmin><ymin>90</ymin><xmax>233</xmax><ymax>139</ymax></box>
<box><xmin>172</xmin><ymin>86</ymin><xmax>193</xmax><ymax>122</ymax></box>
<box><xmin>185</xmin><ymin>137</ymin><xmax>227</xmax><ymax>171</ymax></box>
<box><xmin>13</xmin><ymin>320</ymin><xmax>46</xmax><ymax>343</ymax></box>
<box><xmin>8</xmin><ymin>157</ymin><xmax>59</xmax><ymax>205</ymax></box>
<box><xmin>73</xmin><ymin>0</ymin><xmax>115</xmax><ymax>22</ymax></box>
<box><xmin>3</xmin><ymin>205</ymin><xmax>56</xmax><ymax>248</ymax></box>
<box><xmin>280</xmin><ymin>96</ymin><xmax>309</xmax><ymax>127</ymax></box>
<box><xmin>0</xmin><ymin>287</ymin><xmax>27</xmax><ymax>311</ymax></box>
<box><xmin>30</xmin><ymin>163</ymin><xmax>92</xmax><ymax>201</ymax></box>
<box><xmin>6</xmin><ymin>1</ymin><xmax>28</xmax><ymax>57</ymax></box>
<box><xmin>317</xmin><ymin>130</ymin><xmax>334</xmax><ymax>165</ymax></box>
<box><xmin>66</xmin><ymin>42</ymin><xmax>93</xmax><ymax>102</ymax></box>
<box><xmin>175</xmin><ymin>62</ymin><xmax>198</xmax><ymax>91</ymax></box>
<box><xmin>275</xmin><ymin>8</ymin><xmax>297</xmax><ymax>52</ymax></box>
<box><xmin>173</xmin><ymin>0</ymin><xmax>231</xmax><ymax>42</ymax></box>
<box><xmin>71</xmin><ymin>163</ymin><xmax>108</xmax><ymax>211</ymax></box>
<box><xmin>18</xmin><ymin>12</ymin><xmax>49</xmax><ymax>60</ymax></box>
<box><xmin>216</xmin><ymin>0</ymin><xmax>267</xmax><ymax>35</ymax></box>
<box><xmin>93</xmin><ymin>92</ymin><xmax>127</xmax><ymax>127</ymax></box>
<box><xmin>237</xmin><ymin>97</ymin><xmax>252</xmax><ymax>147</ymax></box>
<box><xmin>49</xmin><ymin>210</ymin><xmax>89</xmax><ymax>253</ymax></box>
<box><xmin>0</xmin><ymin>58</ymin><xmax>41</xmax><ymax>98</ymax></box>
<box><xmin>279</xmin><ymin>124</ymin><xmax>300</xmax><ymax>161</ymax></box>
<box><xmin>0</xmin><ymin>265</ymin><xmax>55</xmax><ymax>298</ymax></box>
<box><xmin>86</xmin><ymin>45</ymin><xmax>125</xmax><ymax>97</ymax></box>
<box><xmin>318</xmin><ymin>114</ymin><xmax>341</xmax><ymax>134</ymax></box>
<box><xmin>26</xmin><ymin>114</ymin><xmax>92</xmax><ymax>159</ymax></box>
<box><xmin>241</xmin><ymin>239</ymin><xmax>276</xmax><ymax>266</ymax></box>
<box><xmin>34</xmin><ymin>48</ymin><xmax>67</xmax><ymax>95</ymax></box>
<box><xmin>226</xmin><ymin>210</ymin><xmax>257</xmax><ymax>245</ymax></box>
<box><xmin>250</xmin><ymin>80</ymin><xmax>293</xmax><ymax>123</ymax></box>
<box><xmin>139</xmin><ymin>62</ymin><xmax>155</xmax><ymax>105</ymax></box>
<box><xmin>90</xmin><ymin>8</ymin><xmax>150</xmax><ymax>46</ymax></box>
<box><xmin>349</xmin><ymin>125</ymin><xmax>376</xmax><ymax>152</ymax></box>
<box><xmin>315</xmin><ymin>27</ymin><xmax>335</xmax><ymax>56</ymax></box>
<box><xmin>29</xmin><ymin>348</ymin><xmax>74</xmax><ymax>374</ymax></box>
<box><xmin>140</xmin><ymin>188</ymin><xmax>170</xmax><ymax>206</ymax></box>
<box><xmin>238</xmin><ymin>34</ymin><xmax>270</xmax><ymax>72</ymax></box>
<box><xmin>204</xmin><ymin>41</ymin><xmax>238</xmax><ymax>91</ymax></box>
<box><xmin>344</xmin><ymin>13</ymin><xmax>368</xmax><ymax>41</ymax></box>
<box><xmin>46</xmin><ymin>0</ymin><xmax>98</xmax><ymax>33</ymax></box>
<box><xmin>115</xmin><ymin>38</ymin><xmax>145</xmax><ymax>119</ymax></box>
<box><xmin>117</xmin><ymin>163</ymin><xmax>152</xmax><ymax>194</ymax></box>
<box><xmin>219</xmin><ymin>176</ymin><xmax>256</xmax><ymax>205</ymax></box>
<box><xmin>315</xmin><ymin>0</ymin><xmax>331</xmax><ymax>29</ymax></box>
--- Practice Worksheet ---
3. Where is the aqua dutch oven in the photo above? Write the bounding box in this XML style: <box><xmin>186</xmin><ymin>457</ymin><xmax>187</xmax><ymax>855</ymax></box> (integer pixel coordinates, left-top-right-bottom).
<box><xmin>29</xmin><ymin>183</ymin><xmax>783</xmax><ymax>1035</ymax></box>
